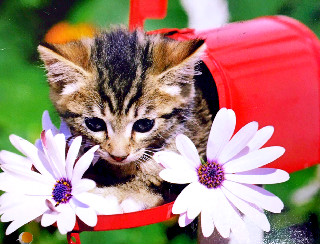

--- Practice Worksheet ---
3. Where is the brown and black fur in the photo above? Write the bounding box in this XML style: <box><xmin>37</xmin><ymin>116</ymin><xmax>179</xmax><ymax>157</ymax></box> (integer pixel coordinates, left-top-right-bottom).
<box><xmin>38</xmin><ymin>28</ymin><xmax>218</xmax><ymax>212</ymax></box>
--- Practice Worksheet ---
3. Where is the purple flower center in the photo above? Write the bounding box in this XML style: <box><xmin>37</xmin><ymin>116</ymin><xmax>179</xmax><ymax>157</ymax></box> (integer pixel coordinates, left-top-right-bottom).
<box><xmin>52</xmin><ymin>178</ymin><xmax>72</xmax><ymax>207</ymax></box>
<box><xmin>197</xmin><ymin>161</ymin><xmax>225</xmax><ymax>189</ymax></box>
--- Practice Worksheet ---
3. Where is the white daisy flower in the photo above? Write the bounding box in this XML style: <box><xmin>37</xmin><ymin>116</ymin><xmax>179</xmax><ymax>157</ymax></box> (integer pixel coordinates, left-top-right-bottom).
<box><xmin>154</xmin><ymin>108</ymin><xmax>289</xmax><ymax>242</ymax></box>
<box><xmin>0</xmin><ymin>130</ymin><xmax>120</xmax><ymax>235</ymax></box>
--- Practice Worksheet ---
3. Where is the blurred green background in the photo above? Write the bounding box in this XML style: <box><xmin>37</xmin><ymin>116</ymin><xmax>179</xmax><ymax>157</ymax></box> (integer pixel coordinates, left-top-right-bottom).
<box><xmin>1</xmin><ymin>0</ymin><xmax>320</xmax><ymax>243</ymax></box>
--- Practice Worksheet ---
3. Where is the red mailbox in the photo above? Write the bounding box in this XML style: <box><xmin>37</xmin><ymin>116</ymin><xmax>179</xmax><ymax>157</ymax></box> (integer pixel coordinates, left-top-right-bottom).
<box><xmin>68</xmin><ymin>1</ymin><xmax>320</xmax><ymax>243</ymax></box>
<box><xmin>152</xmin><ymin>16</ymin><xmax>320</xmax><ymax>174</ymax></box>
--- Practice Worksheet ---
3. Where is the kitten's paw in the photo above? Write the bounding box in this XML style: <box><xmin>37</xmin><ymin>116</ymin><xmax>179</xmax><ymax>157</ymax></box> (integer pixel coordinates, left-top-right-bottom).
<box><xmin>120</xmin><ymin>198</ymin><xmax>145</xmax><ymax>213</ymax></box>
<box><xmin>98</xmin><ymin>195</ymin><xmax>123</xmax><ymax>215</ymax></box>
<box><xmin>83</xmin><ymin>193</ymin><xmax>123</xmax><ymax>215</ymax></box>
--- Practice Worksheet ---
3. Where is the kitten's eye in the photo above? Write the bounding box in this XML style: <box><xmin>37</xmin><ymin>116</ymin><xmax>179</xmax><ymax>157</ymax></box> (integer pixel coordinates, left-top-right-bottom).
<box><xmin>85</xmin><ymin>117</ymin><xmax>107</xmax><ymax>132</ymax></box>
<box><xmin>133</xmin><ymin>119</ymin><xmax>155</xmax><ymax>133</ymax></box>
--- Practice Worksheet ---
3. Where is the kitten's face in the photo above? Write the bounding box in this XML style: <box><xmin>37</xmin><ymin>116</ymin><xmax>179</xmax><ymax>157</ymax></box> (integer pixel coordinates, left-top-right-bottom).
<box><xmin>38</xmin><ymin>29</ymin><xmax>205</xmax><ymax>166</ymax></box>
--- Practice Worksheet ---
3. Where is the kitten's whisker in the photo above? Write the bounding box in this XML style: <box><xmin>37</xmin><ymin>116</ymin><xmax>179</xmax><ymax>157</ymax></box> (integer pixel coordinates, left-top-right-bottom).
<box><xmin>145</xmin><ymin>146</ymin><xmax>165</xmax><ymax>153</ymax></box>
<box><xmin>143</xmin><ymin>153</ymin><xmax>153</xmax><ymax>159</ymax></box>
<box><xmin>142</xmin><ymin>153</ymin><xmax>152</xmax><ymax>160</ymax></box>
<box><xmin>144</xmin><ymin>149</ymin><xmax>155</xmax><ymax>155</ymax></box>
<box><xmin>137</xmin><ymin>158</ymin><xmax>145</xmax><ymax>165</ymax></box>
<box><xmin>141</xmin><ymin>156</ymin><xmax>151</xmax><ymax>162</ymax></box>
<box><xmin>156</xmin><ymin>132</ymin><xmax>166</xmax><ymax>140</ymax></box>
<box><xmin>136</xmin><ymin>149</ymin><xmax>158</xmax><ymax>164</ymax></box>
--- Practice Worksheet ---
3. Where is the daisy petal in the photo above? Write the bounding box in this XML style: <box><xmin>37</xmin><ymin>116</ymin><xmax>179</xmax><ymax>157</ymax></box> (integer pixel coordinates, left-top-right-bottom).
<box><xmin>187</xmin><ymin>198</ymin><xmax>203</xmax><ymax>220</ymax></box>
<box><xmin>34</xmin><ymin>139</ymin><xmax>43</xmax><ymax>151</ymax></box>
<box><xmin>0</xmin><ymin>173</ymin><xmax>52</xmax><ymax>196</ymax></box>
<box><xmin>201</xmin><ymin>209</ymin><xmax>215</xmax><ymax>237</ymax></box>
<box><xmin>0</xmin><ymin>164</ymin><xmax>54</xmax><ymax>185</ymax></box>
<box><xmin>247</xmin><ymin>126</ymin><xmax>274</xmax><ymax>152</ymax></box>
<box><xmin>72</xmin><ymin>179</ymin><xmax>96</xmax><ymax>195</ymax></box>
<box><xmin>228</xmin><ymin>147</ymin><xmax>250</xmax><ymax>161</ymax></box>
<box><xmin>219</xmin><ymin>122</ymin><xmax>258</xmax><ymax>164</ymax></box>
<box><xmin>221</xmin><ymin>187</ymin><xmax>270</xmax><ymax>231</ymax></box>
<box><xmin>91</xmin><ymin>152</ymin><xmax>100</xmax><ymax>166</ymax></box>
<box><xmin>4</xmin><ymin>196</ymin><xmax>48</xmax><ymax>235</ymax></box>
<box><xmin>56</xmin><ymin>204</ymin><xmax>76</xmax><ymax>234</ymax></box>
<box><xmin>186</xmin><ymin>184</ymin><xmax>207</xmax><ymax>219</ymax></box>
<box><xmin>0</xmin><ymin>150</ymin><xmax>32</xmax><ymax>168</ymax></box>
<box><xmin>229</xmin><ymin>209</ymin><xmax>250</xmax><ymax>244</ymax></box>
<box><xmin>223</xmin><ymin>180</ymin><xmax>284</xmax><ymax>213</ymax></box>
<box><xmin>215</xmin><ymin>195</ymin><xmax>249</xmax><ymax>243</ymax></box>
<box><xmin>72</xmin><ymin>145</ymin><xmax>99</xmax><ymax>184</ymax></box>
<box><xmin>54</xmin><ymin>133</ymin><xmax>67</xmax><ymax>163</ymax></box>
<box><xmin>172</xmin><ymin>183</ymin><xmax>200</xmax><ymax>214</ymax></box>
<box><xmin>37</xmin><ymin>144</ymin><xmax>60</xmax><ymax>179</ymax></box>
<box><xmin>153</xmin><ymin>151</ymin><xmax>195</xmax><ymax>171</ymax></box>
<box><xmin>66</xmin><ymin>136</ymin><xmax>82</xmax><ymax>179</ymax></box>
<box><xmin>207</xmin><ymin>108</ymin><xmax>236</xmax><ymax>161</ymax></box>
<box><xmin>207</xmin><ymin>189</ymin><xmax>234</xmax><ymax>238</ymax></box>
<box><xmin>176</xmin><ymin>134</ymin><xmax>201</xmax><ymax>168</ymax></box>
<box><xmin>1</xmin><ymin>195</ymin><xmax>40</xmax><ymax>220</ymax></box>
<box><xmin>224</xmin><ymin>146</ymin><xmax>285</xmax><ymax>173</ymax></box>
<box><xmin>0</xmin><ymin>193</ymin><xmax>23</xmax><ymax>212</ymax></box>
<box><xmin>41</xmin><ymin>210</ymin><xmax>58</xmax><ymax>227</ymax></box>
<box><xmin>8</xmin><ymin>135</ymin><xmax>27</xmax><ymax>153</ymax></box>
<box><xmin>225</xmin><ymin>168</ymin><xmax>289</xmax><ymax>184</ymax></box>
<box><xmin>178</xmin><ymin>212</ymin><xmax>194</xmax><ymax>227</ymax></box>
<box><xmin>59</xmin><ymin>120</ymin><xmax>72</xmax><ymax>138</ymax></box>
<box><xmin>159</xmin><ymin>168</ymin><xmax>197</xmax><ymax>184</ymax></box>
<box><xmin>0</xmin><ymin>166</ymin><xmax>54</xmax><ymax>196</ymax></box>
<box><xmin>187</xmin><ymin>203</ymin><xmax>202</xmax><ymax>219</ymax></box>
<box><xmin>9</xmin><ymin>135</ymin><xmax>53</xmax><ymax>177</ymax></box>
<box><xmin>42</xmin><ymin>110</ymin><xmax>59</xmax><ymax>135</ymax></box>
<box><xmin>44</xmin><ymin>130</ymin><xmax>66</xmax><ymax>178</ymax></box>
<box><xmin>74</xmin><ymin>203</ymin><xmax>97</xmax><ymax>227</ymax></box>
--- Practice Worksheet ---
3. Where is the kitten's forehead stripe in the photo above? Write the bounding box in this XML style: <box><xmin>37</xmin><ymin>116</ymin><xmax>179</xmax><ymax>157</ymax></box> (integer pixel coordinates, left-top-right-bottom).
<box><xmin>60</xmin><ymin>111</ymin><xmax>81</xmax><ymax>119</ymax></box>
<box><xmin>105</xmin><ymin>30</ymin><xmax>138</xmax><ymax>82</ymax></box>
<box><xmin>93</xmin><ymin>29</ymin><xmax>153</xmax><ymax>115</ymax></box>
<box><xmin>125</xmin><ymin>82</ymin><xmax>143</xmax><ymax>115</ymax></box>
<box><xmin>98</xmin><ymin>81</ymin><xmax>114</xmax><ymax>114</ymax></box>
<box><xmin>140</xmin><ymin>41</ymin><xmax>152</xmax><ymax>81</ymax></box>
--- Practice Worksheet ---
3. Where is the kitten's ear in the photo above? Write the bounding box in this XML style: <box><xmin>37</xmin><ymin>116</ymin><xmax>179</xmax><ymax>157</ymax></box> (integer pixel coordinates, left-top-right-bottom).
<box><xmin>38</xmin><ymin>38</ymin><xmax>93</xmax><ymax>90</ymax></box>
<box><xmin>152</xmin><ymin>38</ymin><xmax>206</xmax><ymax>80</ymax></box>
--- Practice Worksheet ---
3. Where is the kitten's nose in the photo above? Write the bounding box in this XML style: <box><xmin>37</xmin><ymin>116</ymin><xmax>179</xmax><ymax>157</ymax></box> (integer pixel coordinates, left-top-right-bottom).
<box><xmin>110</xmin><ymin>154</ymin><xmax>128</xmax><ymax>162</ymax></box>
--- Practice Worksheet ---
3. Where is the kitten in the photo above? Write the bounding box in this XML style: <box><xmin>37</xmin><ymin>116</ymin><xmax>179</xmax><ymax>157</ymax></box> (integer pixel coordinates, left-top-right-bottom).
<box><xmin>38</xmin><ymin>28</ymin><xmax>218</xmax><ymax>212</ymax></box>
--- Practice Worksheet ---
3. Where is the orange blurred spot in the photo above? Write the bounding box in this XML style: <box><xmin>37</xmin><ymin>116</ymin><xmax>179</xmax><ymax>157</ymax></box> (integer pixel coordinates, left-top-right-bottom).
<box><xmin>19</xmin><ymin>232</ymin><xmax>33</xmax><ymax>244</ymax></box>
<box><xmin>44</xmin><ymin>22</ymin><xmax>96</xmax><ymax>44</ymax></box>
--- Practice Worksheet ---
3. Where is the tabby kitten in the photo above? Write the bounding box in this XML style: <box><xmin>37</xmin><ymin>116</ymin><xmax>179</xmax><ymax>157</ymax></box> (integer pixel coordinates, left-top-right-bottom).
<box><xmin>38</xmin><ymin>28</ymin><xmax>217</xmax><ymax>212</ymax></box>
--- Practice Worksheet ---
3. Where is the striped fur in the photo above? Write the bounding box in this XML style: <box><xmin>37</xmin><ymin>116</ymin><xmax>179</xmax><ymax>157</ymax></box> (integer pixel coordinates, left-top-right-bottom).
<box><xmin>38</xmin><ymin>28</ymin><xmax>213</xmax><ymax>211</ymax></box>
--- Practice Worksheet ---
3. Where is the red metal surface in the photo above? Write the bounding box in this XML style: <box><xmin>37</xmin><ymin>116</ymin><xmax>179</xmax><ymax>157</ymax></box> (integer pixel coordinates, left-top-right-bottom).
<box><xmin>71</xmin><ymin>201</ymin><xmax>174</xmax><ymax>231</ymax></box>
<box><xmin>129</xmin><ymin>0</ymin><xmax>168</xmax><ymax>30</ymax></box>
<box><xmin>67</xmin><ymin>232</ymin><xmax>81</xmax><ymax>244</ymax></box>
<box><xmin>67</xmin><ymin>202</ymin><xmax>174</xmax><ymax>243</ymax></box>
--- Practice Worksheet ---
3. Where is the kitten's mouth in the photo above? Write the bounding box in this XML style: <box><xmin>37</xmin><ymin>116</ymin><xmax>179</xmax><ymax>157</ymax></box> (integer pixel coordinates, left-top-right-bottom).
<box><xmin>97</xmin><ymin>149</ymin><xmax>136</xmax><ymax>166</ymax></box>
<box><xmin>110</xmin><ymin>155</ymin><xmax>128</xmax><ymax>163</ymax></box>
